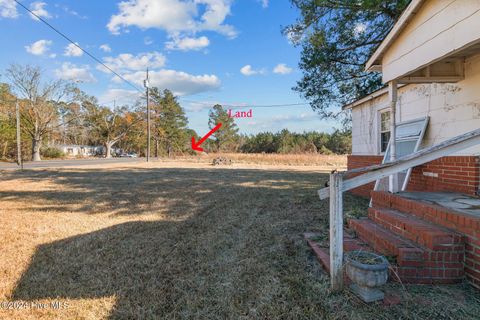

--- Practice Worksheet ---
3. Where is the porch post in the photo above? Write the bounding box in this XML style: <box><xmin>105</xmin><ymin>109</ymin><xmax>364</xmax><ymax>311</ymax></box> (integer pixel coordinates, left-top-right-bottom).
<box><xmin>330</xmin><ymin>172</ymin><xmax>344</xmax><ymax>291</ymax></box>
<box><xmin>388</xmin><ymin>80</ymin><xmax>399</xmax><ymax>193</ymax></box>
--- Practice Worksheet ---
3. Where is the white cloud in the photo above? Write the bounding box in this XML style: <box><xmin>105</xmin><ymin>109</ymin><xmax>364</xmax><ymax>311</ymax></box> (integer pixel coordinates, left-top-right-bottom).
<box><xmin>25</xmin><ymin>39</ymin><xmax>52</xmax><ymax>56</ymax></box>
<box><xmin>259</xmin><ymin>0</ymin><xmax>268</xmax><ymax>8</ymax></box>
<box><xmin>118</xmin><ymin>69</ymin><xmax>221</xmax><ymax>96</ymax></box>
<box><xmin>107</xmin><ymin>0</ymin><xmax>237</xmax><ymax>38</ymax></box>
<box><xmin>243</xmin><ymin>112</ymin><xmax>325</xmax><ymax>133</ymax></box>
<box><xmin>64</xmin><ymin>43</ymin><xmax>83</xmax><ymax>57</ymax></box>
<box><xmin>58</xmin><ymin>5</ymin><xmax>87</xmax><ymax>19</ymax></box>
<box><xmin>166</xmin><ymin>36</ymin><xmax>210</xmax><ymax>51</ymax></box>
<box><xmin>271</xmin><ymin>113</ymin><xmax>311</xmax><ymax>123</ymax></box>
<box><xmin>29</xmin><ymin>2</ymin><xmax>50</xmax><ymax>20</ymax></box>
<box><xmin>182</xmin><ymin>100</ymin><xmax>247</xmax><ymax>112</ymax></box>
<box><xmin>0</xmin><ymin>0</ymin><xmax>17</xmax><ymax>18</ymax></box>
<box><xmin>354</xmin><ymin>23</ymin><xmax>367</xmax><ymax>35</ymax></box>
<box><xmin>99</xmin><ymin>89</ymin><xmax>141</xmax><ymax>107</ymax></box>
<box><xmin>183</xmin><ymin>100</ymin><xmax>218</xmax><ymax>112</ymax></box>
<box><xmin>285</xmin><ymin>30</ymin><xmax>302</xmax><ymax>45</ymax></box>
<box><xmin>273</xmin><ymin>63</ymin><xmax>293</xmax><ymax>75</ymax></box>
<box><xmin>240</xmin><ymin>65</ymin><xmax>265</xmax><ymax>76</ymax></box>
<box><xmin>99</xmin><ymin>52</ymin><xmax>166</xmax><ymax>73</ymax></box>
<box><xmin>54</xmin><ymin>63</ymin><xmax>96</xmax><ymax>83</ymax></box>
<box><xmin>99</xmin><ymin>44</ymin><xmax>112</xmax><ymax>52</ymax></box>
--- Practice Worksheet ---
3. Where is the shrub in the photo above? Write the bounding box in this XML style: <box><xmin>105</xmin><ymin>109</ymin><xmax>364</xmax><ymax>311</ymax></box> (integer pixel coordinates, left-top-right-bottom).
<box><xmin>41</xmin><ymin>146</ymin><xmax>65</xmax><ymax>159</ymax></box>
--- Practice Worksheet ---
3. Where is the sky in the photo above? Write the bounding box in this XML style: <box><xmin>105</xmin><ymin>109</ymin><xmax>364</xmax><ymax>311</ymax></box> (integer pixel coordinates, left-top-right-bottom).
<box><xmin>0</xmin><ymin>0</ymin><xmax>340</xmax><ymax>135</ymax></box>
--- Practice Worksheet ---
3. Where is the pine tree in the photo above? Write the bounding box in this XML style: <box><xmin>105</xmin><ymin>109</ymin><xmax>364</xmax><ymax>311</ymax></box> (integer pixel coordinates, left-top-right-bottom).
<box><xmin>207</xmin><ymin>104</ymin><xmax>239</xmax><ymax>152</ymax></box>
<box><xmin>150</xmin><ymin>88</ymin><xmax>189</xmax><ymax>157</ymax></box>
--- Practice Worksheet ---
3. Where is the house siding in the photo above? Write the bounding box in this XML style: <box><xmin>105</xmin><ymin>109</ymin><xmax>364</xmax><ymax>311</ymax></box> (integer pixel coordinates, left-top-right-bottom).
<box><xmin>382</xmin><ymin>0</ymin><xmax>480</xmax><ymax>83</ymax></box>
<box><xmin>351</xmin><ymin>54</ymin><xmax>480</xmax><ymax>157</ymax></box>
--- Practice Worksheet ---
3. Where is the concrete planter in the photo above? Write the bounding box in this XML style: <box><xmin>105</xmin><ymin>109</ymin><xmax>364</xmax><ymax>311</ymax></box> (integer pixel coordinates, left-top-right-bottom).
<box><xmin>345</xmin><ymin>251</ymin><xmax>389</xmax><ymax>303</ymax></box>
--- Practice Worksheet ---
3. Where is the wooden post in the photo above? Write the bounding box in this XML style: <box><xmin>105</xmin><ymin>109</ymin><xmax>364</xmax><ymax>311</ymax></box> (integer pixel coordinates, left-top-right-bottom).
<box><xmin>388</xmin><ymin>81</ymin><xmax>399</xmax><ymax>193</ymax></box>
<box><xmin>15</xmin><ymin>100</ymin><xmax>23</xmax><ymax>170</ymax></box>
<box><xmin>144</xmin><ymin>68</ymin><xmax>151</xmax><ymax>162</ymax></box>
<box><xmin>329</xmin><ymin>172</ymin><xmax>344</xmax><ymax>291</ymax></box>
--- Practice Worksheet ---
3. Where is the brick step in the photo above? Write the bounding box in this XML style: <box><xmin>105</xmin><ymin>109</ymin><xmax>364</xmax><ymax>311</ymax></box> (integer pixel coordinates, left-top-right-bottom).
<box><xmin>304</xmin><ymin>232</ymin><xmax>370</xmax><ymax>274</ymax></box>
<box><xmin>370</xmin><ymin>191</ymin><xmax>480</xmax><ymax>234</ymax></box>
<box><xmin>349</xmin><ymin>218</ymin><xmax>423</xmax><ymax>261</ymax></box>
<box><xmin>368</xmin><ymin>207</ymin><xmax>464</xmax><ymax>251</ymax></box>
<box><xmin>349</xmin><ymin>218</ymin><xmax>464</xmax><ymax>284</ymax></box>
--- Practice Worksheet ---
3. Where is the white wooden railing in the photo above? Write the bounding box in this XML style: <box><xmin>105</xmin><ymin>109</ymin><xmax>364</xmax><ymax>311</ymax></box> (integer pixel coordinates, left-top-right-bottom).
<box><xmin>317</xmin><ymin>128</ymin><xmax>480</xmax><ymax>291</ymax></box>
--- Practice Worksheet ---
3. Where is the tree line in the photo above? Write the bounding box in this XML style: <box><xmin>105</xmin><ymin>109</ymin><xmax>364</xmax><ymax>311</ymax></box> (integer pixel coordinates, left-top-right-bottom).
<box><xmin>0</xmin><ymin>64</ymin><xmax>351</xmax><ymax>162</ymax></box>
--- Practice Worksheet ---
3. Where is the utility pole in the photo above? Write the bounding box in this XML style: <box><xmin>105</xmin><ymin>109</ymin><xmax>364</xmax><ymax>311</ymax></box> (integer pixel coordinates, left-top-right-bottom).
<box><xmin>15</xmin><ymin>100</ymin><xmax>23</xmax><ymax>170</ymax></box>
<box><xmin>144</xmin><ymin>68</ymin><xmax>151</xmax><ymax>162</ymax></box>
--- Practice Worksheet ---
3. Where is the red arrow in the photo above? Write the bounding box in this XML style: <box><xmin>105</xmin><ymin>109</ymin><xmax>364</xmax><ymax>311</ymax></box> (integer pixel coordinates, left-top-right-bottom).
<box><xmin>191</xmin><ymin>123</ymin><xmax>222</xmax><ymax>152</ymax></box>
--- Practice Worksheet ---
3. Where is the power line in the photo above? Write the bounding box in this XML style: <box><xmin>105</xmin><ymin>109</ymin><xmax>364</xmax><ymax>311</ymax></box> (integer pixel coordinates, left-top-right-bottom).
<box><xmin>228</xmin><ymin>102</ymin><xmax>310</xmax><ymax>108</ymax></box>
<box><xmin>13</xmin><ymin>0</ymin><xmax>143</xmax><ymax>94</ymax></box>
<box><xmin>97</xmin><ymin>91</ymin><xmax>144</xmax><ymax>107</ymax></box>
<box><xmin>179</xmin><ymin>99</ymin><xmax>310</xmax><ymax>109</ymax></box>
<box><xmin>15</xmin><ymin>0</ymin><xmax>311</xmax><ymax>111</ymax></box>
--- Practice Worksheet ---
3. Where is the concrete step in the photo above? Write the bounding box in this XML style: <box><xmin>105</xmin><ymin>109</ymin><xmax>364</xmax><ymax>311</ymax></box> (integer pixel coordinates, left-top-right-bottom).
<box><xmin>368</xmin><ymin>207</ymin><xmax>464</xmax><ymax>251</ymax></box>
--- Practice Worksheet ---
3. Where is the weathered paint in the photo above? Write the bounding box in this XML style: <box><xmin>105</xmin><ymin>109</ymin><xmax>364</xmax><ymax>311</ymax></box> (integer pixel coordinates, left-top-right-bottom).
<box><xmin>382</xmin><ymin>0</ymin><xmax>480</xmax><ymax>83</ymax></box>
<box><xmin>352</xmin><ymin>54</ymin><xmax>480</xmax><ymax>156</ymax></box>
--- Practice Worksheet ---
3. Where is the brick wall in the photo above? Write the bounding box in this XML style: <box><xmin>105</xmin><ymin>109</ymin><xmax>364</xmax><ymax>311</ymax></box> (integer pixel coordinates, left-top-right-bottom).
<box><xmin>347</xmin><ymin>155</ymin><xmax>383</xmax><ymax>197</ymax></box>
<box><xmin>348</xmin><ymin>155</ymin><xmax>480</xmax><ymax>197</ymax></box>
<box><xmin>407</xmin><ymin>156</ymin><xmax>480</xmax><ymax>196</ymax></box>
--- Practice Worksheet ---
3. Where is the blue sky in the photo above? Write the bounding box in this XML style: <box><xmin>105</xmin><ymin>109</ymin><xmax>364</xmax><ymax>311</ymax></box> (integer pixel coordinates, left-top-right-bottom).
<box><xmin>0</xmin><ymin>0</ymin><xmax>340</xmax><ymax>135</ymax></box>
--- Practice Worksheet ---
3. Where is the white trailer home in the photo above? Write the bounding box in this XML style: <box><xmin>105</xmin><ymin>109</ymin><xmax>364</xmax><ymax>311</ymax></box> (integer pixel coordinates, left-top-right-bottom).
<box><xmin>57</xmin><ymin>145</ymin><xmax>103</xmax><ymax>157</ymax></box>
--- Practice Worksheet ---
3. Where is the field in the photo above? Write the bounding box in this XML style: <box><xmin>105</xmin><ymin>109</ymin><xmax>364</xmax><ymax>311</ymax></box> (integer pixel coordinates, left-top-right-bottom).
<box><xmin>0</xmin><ymin>160</ymin><xmax>479</xmax><ymax>319</ymax></box>
<box><xmin>179</xmin><ymin>153</ymin><xmax>348</xmax><ymax>167</ymax></box>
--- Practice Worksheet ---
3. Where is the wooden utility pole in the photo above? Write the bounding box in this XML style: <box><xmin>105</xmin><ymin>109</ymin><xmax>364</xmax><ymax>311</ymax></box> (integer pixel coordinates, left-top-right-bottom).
<box><xmin>144</xmin><ymin>68</ymin><xmax>151</xmax><ymax>162</ymax></box>
<box><xmin>15</xmin><ymin>100</ymin><xmax>23</xmax><ymax>170</ymax></box>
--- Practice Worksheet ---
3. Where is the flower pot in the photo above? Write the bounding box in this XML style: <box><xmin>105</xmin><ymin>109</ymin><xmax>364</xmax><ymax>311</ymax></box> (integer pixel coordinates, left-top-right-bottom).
<box><xmin>345</xmin><ymin>251</ymin><xmax>389</xmax><ymax>303</ymax></box>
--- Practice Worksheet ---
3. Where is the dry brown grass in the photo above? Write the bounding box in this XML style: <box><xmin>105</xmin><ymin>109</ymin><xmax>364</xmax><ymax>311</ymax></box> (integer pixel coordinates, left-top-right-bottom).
<box><xmin>0</xmin><ymin>162</ymin><xmax>479</xmax><ymax>319</ymax></box>
<box><xmin>175</xmin><ymin>152</ymin><xmax>347</xmax><ymax>168</ymax></box>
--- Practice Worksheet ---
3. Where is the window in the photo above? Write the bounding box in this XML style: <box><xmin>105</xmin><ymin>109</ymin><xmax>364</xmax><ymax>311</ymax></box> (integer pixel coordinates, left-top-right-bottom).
<box><xmin>374</xmin><ymin>117</ymin><xmax>429</xmax><ymax>193</ymax></box>
<box><xmin>380</xmin><ymin>111</ymin><xmax>391</xmax><ymax>153</ymax></box>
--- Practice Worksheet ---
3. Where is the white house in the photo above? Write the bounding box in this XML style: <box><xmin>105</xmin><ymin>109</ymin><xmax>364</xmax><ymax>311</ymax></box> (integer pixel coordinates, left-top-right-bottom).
<box><xmin>346</xmin><ymin>0</ymin><xmax>480</xmax><ymax>197</ymax></box>
<box><xmin>316</xmin><ymin>0</ymin><xmax>480</xmax><ymax>288</ymax></box>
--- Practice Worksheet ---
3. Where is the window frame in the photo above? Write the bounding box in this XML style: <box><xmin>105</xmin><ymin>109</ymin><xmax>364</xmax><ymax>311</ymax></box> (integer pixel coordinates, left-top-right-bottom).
<box><xmin>378</xmin><ymin>109</ymin><xmax>391</xmax><ymax>155</ymax></box>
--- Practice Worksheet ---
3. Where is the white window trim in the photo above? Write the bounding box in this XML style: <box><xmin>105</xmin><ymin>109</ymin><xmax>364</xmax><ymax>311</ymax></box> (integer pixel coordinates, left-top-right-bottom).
<box><xmin>378</xmin><ymin>108</ymin><xmax>391</xmax><ymax>155</ymax></box>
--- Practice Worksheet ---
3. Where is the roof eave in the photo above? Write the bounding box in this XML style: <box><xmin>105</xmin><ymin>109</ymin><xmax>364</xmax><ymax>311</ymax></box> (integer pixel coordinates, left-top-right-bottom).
<box><xmin>365</xmin><ymin>0</ymin><xmax>425</xmax><ymax>72</ymax></box>
<box><xmin>342</xmin><ymin>83</ymin><xmax>407</xmax><ymax>110</ymax></box>
<box><xmin>342</xmin><ymin>86</ymin><xmax>389</xmax><ymax>110</ymax></box>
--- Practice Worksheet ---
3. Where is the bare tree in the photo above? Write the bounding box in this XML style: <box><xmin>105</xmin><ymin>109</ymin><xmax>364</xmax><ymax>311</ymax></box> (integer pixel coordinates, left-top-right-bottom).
<box><xmin>83</xmin><ymin>101</ymin><xmax>141</xmax><ymax>158</ymax></box>
<box><xmin>6</xmin><ymin>64</ymin><xmax>80</xmax><ymax>161</ymax></box>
